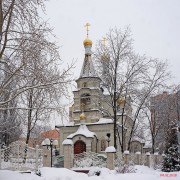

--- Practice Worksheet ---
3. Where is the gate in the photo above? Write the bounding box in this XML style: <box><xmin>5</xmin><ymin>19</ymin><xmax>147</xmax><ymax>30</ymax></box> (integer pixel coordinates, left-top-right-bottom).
<box><xmin>73</xmin><ymin>152</ymin><xmax>107</xmax><ymax>168</ymax></box>
<box><xmin>74</xmin><ymin>140</ymin><xmax>86</xmax><ymax>154</ymax></box>
<box><xmin>0</xmin><ymin>141</ymin><xmax>43</xmax><ymax>171</ymax></box>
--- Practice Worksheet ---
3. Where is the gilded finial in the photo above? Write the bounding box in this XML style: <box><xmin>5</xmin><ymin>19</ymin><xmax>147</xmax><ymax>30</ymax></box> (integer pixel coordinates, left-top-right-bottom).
<box><xmin>84</xmin><ymin>23</ymin><xmax>91</xmax><ymax>38</ymax></box>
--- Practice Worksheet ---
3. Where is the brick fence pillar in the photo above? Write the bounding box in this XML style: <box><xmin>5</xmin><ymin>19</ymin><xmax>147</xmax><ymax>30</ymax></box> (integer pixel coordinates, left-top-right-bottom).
<box><xmin>145</xmin><ymin>152</ymin><xmax>150</xmax><ymax>167</ymax></box>
<box><xmin>42</xmin><ymin>148</ymin><xmax>51</xmax><ymax>167</ymax></box>
<box><xmin>135</xmin><ymin>151</ymin><xmax>141</xmax><ymax>165</ymax></box>
<box><xmin>124</xmin><ymin>150</ymin><xmax>130</xmax><ymax>165</ymax></box>
<box><xmin>153</xmin><ymin>152</ymin><xmax>158</xmax><ymax>169</ymax></box>
<box><xmin>62</xmin><ymin>139</ymin><xmax>73</xmax><ymax>169</ymax></box>
<box><xmin>105</xmin><ymin>146</ymin><xmax>116</xmax><ymax>170</ymax></box>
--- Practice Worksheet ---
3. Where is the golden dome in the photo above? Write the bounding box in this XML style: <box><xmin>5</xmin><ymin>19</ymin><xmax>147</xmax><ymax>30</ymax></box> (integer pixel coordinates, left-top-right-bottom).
<box><xmin>80</xmin><ymin>112</ymin><xmax>86</xmax><ymax>120</ymax></box>
<box><xmin>83</xmin><ymin>38</ymin><xmax>92</xmax><ymax>46</ymax></box>
<box><xmin>117</xmin><ymin>97</ymin><xmax>126</xmax><ymax>106</ymax></box>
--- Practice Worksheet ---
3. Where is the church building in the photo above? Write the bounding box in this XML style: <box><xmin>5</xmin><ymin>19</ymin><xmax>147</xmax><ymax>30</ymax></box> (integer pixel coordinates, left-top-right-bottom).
<box><xmin>56</xmin><ymin>25</ymin><xmax>144</xmax><ymax>155</ymax></box>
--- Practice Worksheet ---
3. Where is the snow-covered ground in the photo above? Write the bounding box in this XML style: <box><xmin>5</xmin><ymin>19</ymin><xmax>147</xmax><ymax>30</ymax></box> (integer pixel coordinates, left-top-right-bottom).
<box><xmin>0</xmin><ymin>166</ymin><xmax>179</xmax><ymax>180</ymax></box>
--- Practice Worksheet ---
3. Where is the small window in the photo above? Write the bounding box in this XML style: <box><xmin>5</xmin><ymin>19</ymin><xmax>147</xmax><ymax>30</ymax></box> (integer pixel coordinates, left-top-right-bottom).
<box><xmin>81</xmin><ymin>94</ymin><xmax>91</xmax><ymax>104</ymax></box>
<box><xmin>101</xmin><ymin>138</ymin><xmax>106</xmax><ymax>151</ymax></box>
<box><xmin>83</xmin><ymin>82</ymin><xmax>87</xmax><ymax>87</ymax></box>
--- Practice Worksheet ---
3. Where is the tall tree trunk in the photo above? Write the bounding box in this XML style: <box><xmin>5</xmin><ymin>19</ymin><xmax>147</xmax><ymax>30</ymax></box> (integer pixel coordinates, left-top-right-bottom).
<box><xmin>24</xmin><ymin>89</ymin><xmax>33</xmax><ymax>163</ymax></box>
<box><xmin>113</xmin><ymin>59</ymin><xmax>118</xmax><ymax>149</ymax></box>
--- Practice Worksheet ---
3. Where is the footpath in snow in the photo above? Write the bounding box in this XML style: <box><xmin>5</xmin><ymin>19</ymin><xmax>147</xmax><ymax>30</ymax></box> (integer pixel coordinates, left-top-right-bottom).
<box><xmin>0</xmin><ymin>165</ymin><xmax>180</xmax><ymax>180</ymax></box>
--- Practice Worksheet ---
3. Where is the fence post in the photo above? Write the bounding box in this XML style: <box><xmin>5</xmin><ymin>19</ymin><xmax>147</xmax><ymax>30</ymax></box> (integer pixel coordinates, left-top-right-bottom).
<box><xmin>42</xmin><ymin>147</ymin><xmax>51</xmax><ymax>167</ymax></box>
<box><xmin>105</xmin><ymin>146</ymin><xmax>116</xmax><ymax>170</ymax></box>
<box><xmin>145</xmin><ymin>152</ymin><xmax>150</xmax><ymax>167</ymax></box>
<box><xmin>17</xmin><ymin>144</ymin><xmax>20</xmax><ymax>170</ymax></box>
<box><xmin>62</xmin><ymin>139</ymin><xmax>73</xmax><ymax>169</ymax></box>
<box><xmin>153</xmin><ymin>152</ymin><xmax>158</xmax><ymax>169</ymax></box>
<box><xmin>124</xmin><ymin>150</ymin><xmax>130</xmax><ymax>165</ymax></box>
<box><xmin>35</xmin><ymin>145</ymin><xmax>39</xmax><ymax>173</ymax></box>
<box><xmin>0</xmin><ymin>147</ymin><xmax>1</xmax><ymax>170</ymax></box>
<box><xmin>135</xmin><ymin>151</ymin><xmax>141</xmax><ymax>165</ymax></box>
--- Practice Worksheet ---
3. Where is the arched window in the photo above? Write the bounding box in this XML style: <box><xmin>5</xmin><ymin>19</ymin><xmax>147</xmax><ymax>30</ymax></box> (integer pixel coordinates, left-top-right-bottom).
<box><xmin>80</xmin><ymin>93</ymin><xmax>91</xmax><ymax>110</ymax></box>
<box><xmin>100</xmin><ymin>138</ymin><xmax>106</xmax><ymax>151</ymax></box>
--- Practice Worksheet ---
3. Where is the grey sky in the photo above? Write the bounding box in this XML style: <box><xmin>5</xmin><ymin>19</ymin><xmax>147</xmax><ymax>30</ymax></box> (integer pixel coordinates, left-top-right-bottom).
<box><xmin>43</xmin><ymin>0</ymin><xmax>180</xmax><ymax>84</ymax></box>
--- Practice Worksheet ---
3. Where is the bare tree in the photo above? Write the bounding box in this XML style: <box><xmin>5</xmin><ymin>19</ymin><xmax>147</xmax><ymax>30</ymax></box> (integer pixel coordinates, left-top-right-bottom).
<box><xmin>17</xmin><ymin>37</ymin><xmax>73</xmax><ymax>145</ymax></box>
<box><xmin>0</xmin><ymin>61</ymin><xmax>22</xmax><ymax>145</ymax></box>
<box><xmin>0</xmin><ymin>0</ymin><xmax>73</xmax><ymax>146</ymax></box>
<box><xmin>94</xmin><ymin>27</ymin><xmax>171</xmax><ymax>152</ymax></box>
<box><xmin>0</xmin><ymin>0</ymin><xmax>71</xmax><ymax>106</ymax></box>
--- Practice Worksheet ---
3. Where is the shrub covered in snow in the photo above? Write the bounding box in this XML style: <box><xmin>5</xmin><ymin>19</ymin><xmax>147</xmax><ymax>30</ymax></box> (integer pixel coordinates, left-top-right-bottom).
<box><xmin>88</xmin><ymin>167</ymin><xmax>112</xmax><ymax>176</ymax></box>
<box><xmin>115</xmin><ymin>156</ymin><xmax>135</xmax><ymax>174</ymax></box>
<box><xmin>115</xmin><ymin>164</ymin><xmax>135</xmax><ymax>174</ymax></box>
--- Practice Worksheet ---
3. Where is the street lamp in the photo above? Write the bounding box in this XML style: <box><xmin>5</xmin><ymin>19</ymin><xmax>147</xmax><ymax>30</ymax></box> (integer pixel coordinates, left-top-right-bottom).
<box><xmin>41</xmin><ymin>138</ymin><xmax>58</xmax><ymax>167</ymax></box>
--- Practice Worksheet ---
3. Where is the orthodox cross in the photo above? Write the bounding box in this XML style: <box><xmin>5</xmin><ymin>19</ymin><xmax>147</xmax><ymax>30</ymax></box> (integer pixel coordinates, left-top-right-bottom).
<box><xmin>84</xmin><ymin>23</ymin><xmax>90</xmax><ymax>38</ymax></box>
<box><xmin>102</xmin><ymin>37</ymin><xmax>107</xmax><ymax>46</ymax></box>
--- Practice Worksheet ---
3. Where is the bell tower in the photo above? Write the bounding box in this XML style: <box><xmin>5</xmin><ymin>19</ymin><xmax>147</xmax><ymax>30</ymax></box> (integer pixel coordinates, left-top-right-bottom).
<box><xmin>69</xmin><ymin>23</ymin><xmax>103</xmax><ymax>124</ymax></box>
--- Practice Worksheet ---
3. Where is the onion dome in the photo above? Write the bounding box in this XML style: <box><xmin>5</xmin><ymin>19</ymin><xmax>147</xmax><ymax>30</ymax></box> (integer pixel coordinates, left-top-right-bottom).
<box><xmin>117</xmin><ymin>97</ymin><xmax>126</xmax><ymax>106</ymax></box>
<box><xmin>80</xmin><ymin>112</ymin><xmax>86</xmax><ymax>120</ymax></box>
<box><xmin>83</xmin><ymin>38</ymin><xmax>92</xmax><ymax>46</ymax></box>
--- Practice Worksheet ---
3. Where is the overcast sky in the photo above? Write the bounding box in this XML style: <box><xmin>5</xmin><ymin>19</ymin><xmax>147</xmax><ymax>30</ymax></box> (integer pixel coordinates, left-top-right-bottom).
<box><xmin>43</xmin><ymin>0</ymin><xmax>180</xmax><ymax>84</ymax></box>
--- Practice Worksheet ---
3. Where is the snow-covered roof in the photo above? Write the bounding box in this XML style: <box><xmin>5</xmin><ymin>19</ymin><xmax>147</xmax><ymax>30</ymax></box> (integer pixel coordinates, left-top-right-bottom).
<box><xmin>97</xmin><ymin>118</ymin><xmax>113</xmax><ymax>124</ymax></box>
<box><xmin>105</xmin><ymin>146</ymin><xmax>116</xmax><ymax>153</ymax></box>
<box><xmin>62</xmin><ymin>139</ymin><xmax>73</xmax><ymax>145</ymax></box>
<box><xmin>75</xmin><ymin>87</ymin><xmax>101</xmax><ymax>91</ymax></box>
<box><xmin>67</xmin><ymin>124</ymin><xmax>96</xmax><ymax>139</ymax></box>
<box><xmin>79</xmin><ymin>54</ymin><xmax>96</xmax><ymax>78</ymax></box>
<box><xmin>56</xmin><ymin>121</ymin><xmax>74</xmax><ymax>127</ymax></box>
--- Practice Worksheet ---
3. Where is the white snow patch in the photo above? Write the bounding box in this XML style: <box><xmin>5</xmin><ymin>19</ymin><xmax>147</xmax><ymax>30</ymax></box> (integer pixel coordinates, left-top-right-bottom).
<box><xmin>124</xmin><ymin>150</ymin><xmax>130</xmax><ymax>154</ymax></box>
<box><xmin>105</xmin><ymin>146</ymin><xmax>116</xmax><ymax>153</ymax></box>
<box><xmin>62</xmin><ymin>139</ymin><xmax>73</xmax><ymax>145</ymax></box>
<box><xmin>103</xmin><ymin>88</ymin><xmax>110</xmax><ymax>95</ymax></box>
<box><xmin>135</xmin><ymin>151</ymin><xmax>141</xmax><ymax>155</ymax></box>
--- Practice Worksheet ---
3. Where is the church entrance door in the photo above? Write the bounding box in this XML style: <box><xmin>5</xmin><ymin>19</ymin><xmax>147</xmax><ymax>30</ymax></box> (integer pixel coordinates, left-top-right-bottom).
<box><xmin>74</xmin><ymin>140</ymin><xmax>86</xmax><ymax>154</ymax></box>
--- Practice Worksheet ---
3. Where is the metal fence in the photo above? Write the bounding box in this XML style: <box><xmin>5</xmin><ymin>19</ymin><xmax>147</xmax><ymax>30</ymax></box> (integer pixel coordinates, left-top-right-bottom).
<box><xmin>0</xmin><ymin>141</ymin><xmax>43</xmax><ymax>172</ymax></box>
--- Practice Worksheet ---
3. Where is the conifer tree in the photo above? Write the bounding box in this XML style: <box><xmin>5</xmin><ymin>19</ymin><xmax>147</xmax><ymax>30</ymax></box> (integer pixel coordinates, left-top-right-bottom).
<box><xmin>162</xmin><ymin>123</ymin><xmax>180</xmax><ymax>172</ymax></box>
<box><xmin>162</xmin><ymin>145</ymin><xmax>180</xmax><ymax>172</ymax></box>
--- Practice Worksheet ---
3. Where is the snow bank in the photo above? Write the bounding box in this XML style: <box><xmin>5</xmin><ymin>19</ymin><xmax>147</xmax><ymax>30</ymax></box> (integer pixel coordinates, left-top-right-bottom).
<box><xmin>40</xmin><ymin>167</ymin><xmax>87</xmax><ymax>180</ymax></box>
<box><xmin>1</xmin><ymin>166</ymin><xmax>180</xmax><ymax>180</ymax></box>
<box><xmin>0</xmin><ymin>170</ymin><xmax>40</xmax><ymax>180</ymax></box>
